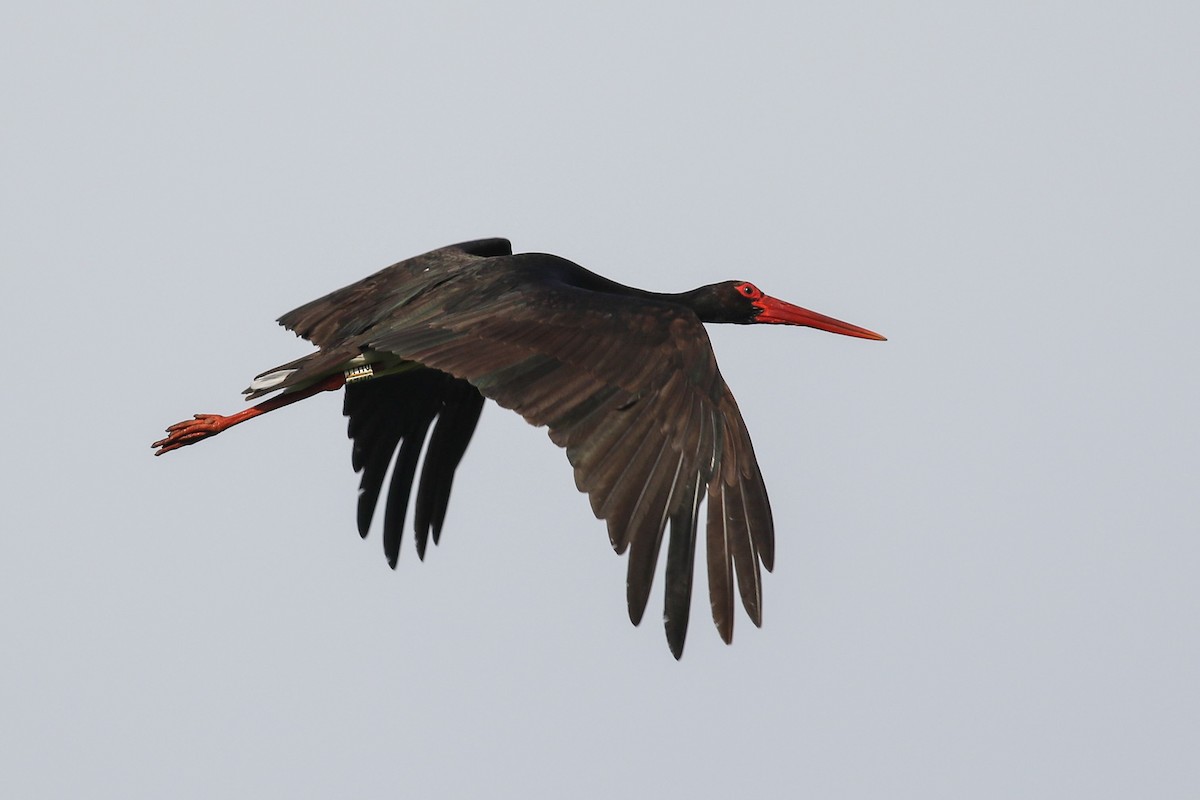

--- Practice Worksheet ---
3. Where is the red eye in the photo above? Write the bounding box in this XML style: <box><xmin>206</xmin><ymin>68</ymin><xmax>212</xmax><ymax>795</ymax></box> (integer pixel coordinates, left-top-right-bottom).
<box><xmin>737</xmin><ymin>282</ymin><xmax>761</xmax><ymax>299</ymax></box>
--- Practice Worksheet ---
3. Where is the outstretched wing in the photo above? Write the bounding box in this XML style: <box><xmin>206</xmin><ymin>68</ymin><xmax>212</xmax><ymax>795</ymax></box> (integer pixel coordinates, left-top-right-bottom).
<box><xmin>361</xmin><ymin>256</ymin><xmax>774</xmax><ymax>658</ymax></box>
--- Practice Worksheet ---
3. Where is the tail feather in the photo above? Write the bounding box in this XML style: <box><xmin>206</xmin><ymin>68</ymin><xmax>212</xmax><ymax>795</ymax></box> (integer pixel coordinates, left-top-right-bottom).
<box><xmin>243</xmin><ymin>347</ymin><xmax>359</xmax><ymax>400</ymax></box>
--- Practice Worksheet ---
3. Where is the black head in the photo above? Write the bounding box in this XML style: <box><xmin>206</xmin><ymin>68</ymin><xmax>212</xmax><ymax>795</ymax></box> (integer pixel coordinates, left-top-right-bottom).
<box><xmin>681</xmin><ymin>281</ymin><xmax>767</xmax><ymax>324</ymax></box>
<box><xmin>683</xmin><ymin>280</ymin><xmax>887</xmax><ymax>339</ymax></box>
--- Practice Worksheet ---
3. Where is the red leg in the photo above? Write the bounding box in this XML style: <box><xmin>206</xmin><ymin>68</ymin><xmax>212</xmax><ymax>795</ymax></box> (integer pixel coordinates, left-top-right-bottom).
<box><xmin>152</xmin><ymin>373</ymin><xmax>346</xmax><ymax>456</ymax></box>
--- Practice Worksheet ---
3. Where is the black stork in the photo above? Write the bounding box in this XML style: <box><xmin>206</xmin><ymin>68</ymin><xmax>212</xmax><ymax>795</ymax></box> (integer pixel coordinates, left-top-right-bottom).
<box><xmin>153</xmin><ymin>238</ymin><xmax>885</xmax><ymax>658</ymax></box>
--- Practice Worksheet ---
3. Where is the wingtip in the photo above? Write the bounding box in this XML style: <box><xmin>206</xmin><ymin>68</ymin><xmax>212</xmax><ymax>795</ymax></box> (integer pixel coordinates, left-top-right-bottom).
<box><xmin>750</xmin><ymin>606</ymin><xmax>763</xmax><ymax>629</ymax></box>
<box><xmin>627</xmin><ymin>599</ymin><xmax>646</xmax><ymax>627</ymax></box>
<box><xmin>715</xmin><ymin>618</ymin><xmax>734</xmax><ymax>645</ymax></box>
<box><xmin>669</xmin><ymin>639</ymin><xmax>685</xmax><ymax>660</ymax></box>
<box><xmin>665</xmin><ymin>616</ymin><xmax>688</xmax><ymax>660</ymax></box>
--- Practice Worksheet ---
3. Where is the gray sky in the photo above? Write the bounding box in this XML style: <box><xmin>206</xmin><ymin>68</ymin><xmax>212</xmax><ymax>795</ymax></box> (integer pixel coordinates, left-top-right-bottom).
<box><xmin>3</xmin><ymin>2</ymin><xmax>1197</xmax><ymax>797</ymax></box>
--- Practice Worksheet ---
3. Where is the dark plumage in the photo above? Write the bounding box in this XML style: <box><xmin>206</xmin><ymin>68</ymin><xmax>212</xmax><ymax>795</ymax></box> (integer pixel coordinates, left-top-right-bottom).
<box><xmin>154</xmin><ymin>238</ymin><xmax>884</xmax><ymax>657</ymax></box>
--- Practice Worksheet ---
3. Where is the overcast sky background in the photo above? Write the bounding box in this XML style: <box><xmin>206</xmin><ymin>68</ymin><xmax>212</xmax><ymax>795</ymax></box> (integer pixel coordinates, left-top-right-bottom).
<box><xmin>3</xmin><ymin>2</ymin><xmax>1197</xmax><ymax>797</ymax></box>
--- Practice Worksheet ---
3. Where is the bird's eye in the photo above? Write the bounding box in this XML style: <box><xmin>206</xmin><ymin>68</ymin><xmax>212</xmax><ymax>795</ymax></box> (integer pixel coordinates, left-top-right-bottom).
<box><xmin>737</xmin><ymin>282</ymin><xmax>760</xmax><ymax>298</ymax></box>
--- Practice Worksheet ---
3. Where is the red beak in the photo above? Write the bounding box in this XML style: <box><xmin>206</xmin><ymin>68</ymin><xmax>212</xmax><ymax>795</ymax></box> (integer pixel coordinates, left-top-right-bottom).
<box><xmin>755</xmin><ymin>296</ymin><xmax>887</xmax><ymax>341</ymax></box>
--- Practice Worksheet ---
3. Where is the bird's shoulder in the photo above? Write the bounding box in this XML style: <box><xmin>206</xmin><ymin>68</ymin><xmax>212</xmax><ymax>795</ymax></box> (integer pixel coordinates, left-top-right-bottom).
<box><xmin>276</xmin><ymin>238</ymin><xmax>513</xmax><ymax>346</ymax></box>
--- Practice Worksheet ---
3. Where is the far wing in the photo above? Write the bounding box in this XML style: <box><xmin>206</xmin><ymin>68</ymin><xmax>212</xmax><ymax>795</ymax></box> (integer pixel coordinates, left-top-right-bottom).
<box><xmin>343</xmin><ymin>370</ymin><xmax>485</xmax><ymax>567</ymax></box>
<box><xmin>277</xmin><ymin>238</ymin><xmax>513</xmax><ymax>347</ymax></box>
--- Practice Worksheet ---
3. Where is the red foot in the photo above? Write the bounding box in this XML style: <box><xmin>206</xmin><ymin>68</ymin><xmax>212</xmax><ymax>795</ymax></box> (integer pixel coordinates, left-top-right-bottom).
<box><xmin>153</xmin><ymin>373</ymin><xmax>346</xmax><ymax>457</ymax></box>
<box><xmin>152</xmin><ymin>414</ymin><xmax>232</xmax><ymax>455</ymax></box>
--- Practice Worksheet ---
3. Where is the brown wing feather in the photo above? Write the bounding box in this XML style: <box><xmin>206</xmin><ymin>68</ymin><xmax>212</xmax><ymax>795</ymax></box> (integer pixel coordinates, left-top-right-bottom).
<box><xmin>362</xmin><ymin>269</ymin><xmax>774</xmax><ymax>657</ymax></box>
